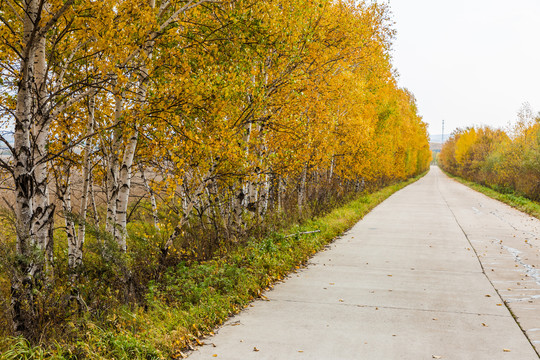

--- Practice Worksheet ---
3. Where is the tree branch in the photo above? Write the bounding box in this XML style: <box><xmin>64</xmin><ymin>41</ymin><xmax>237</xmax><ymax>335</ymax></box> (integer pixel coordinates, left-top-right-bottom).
<box><xmin>37</xmin><ymin>0</ymin><xmax>76</xmax><ymax>40</ymax></box>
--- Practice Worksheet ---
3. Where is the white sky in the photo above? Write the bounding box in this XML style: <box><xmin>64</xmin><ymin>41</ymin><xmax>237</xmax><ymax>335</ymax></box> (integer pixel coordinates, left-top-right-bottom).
<box><xmin>388</xmin><ymin>0</ymin><xmax>540</xmax><ymax>137</ymax></box>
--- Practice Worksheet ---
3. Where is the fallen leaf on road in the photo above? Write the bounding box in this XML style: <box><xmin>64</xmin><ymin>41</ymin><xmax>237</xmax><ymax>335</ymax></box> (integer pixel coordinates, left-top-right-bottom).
<box><xmin>503</xmin><ymin>349</ymin><xmax>511</xmax><ymax>352</ymax></box>
<box><xmin>339</xmin><ymin>299</ymin><xmax>344</xmax><ymax>302</ymax></box>
<box><xmin>253</xmin><ymin>347</ymin><xmax>259</xmax><ymax>352</ymax></box>
<box><xmin>485</xmin><ymin>294</ymin><xmax>491</xmax><ymax>297</ymax></box>
<box><xmin>195</xmin><ymin>339</ymin><xmax>203</xmax><ymax>346</ymax></box>
<box><xmin>432</xmin><ymin>356</ymin><xmax>442</xmax><ymax>359</ymax></box>
<box><xmin>298</xmin><ymin>350</ymin><xmax>304</xmax><ymax>353</ymax></box>
<box><xmin>212</xmin><ymin>355</ymin><xmax>217</xmax><ymax>358</ymax></box>
<box><xmin>496</xmin><ymin>303</ymin><xmax>503</xmax><ymax>306</ymax></box>
<box><xmin>482</xmin><ymin>323</ymin><xmax>488</xmax><ymax>327</ymax></box>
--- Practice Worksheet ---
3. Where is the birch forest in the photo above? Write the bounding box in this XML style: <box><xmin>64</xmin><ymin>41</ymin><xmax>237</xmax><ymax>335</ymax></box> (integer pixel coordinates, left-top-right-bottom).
<box><xmin>0</xmin><ymin>0</ymin><xmax>430</xmax><ymax>356</ymax></box>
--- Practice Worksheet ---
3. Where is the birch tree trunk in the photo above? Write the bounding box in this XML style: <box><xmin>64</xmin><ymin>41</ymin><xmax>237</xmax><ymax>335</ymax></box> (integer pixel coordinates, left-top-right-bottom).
<box><xmin>298</xmin><ymin>164</ymin><xmax>308</xmax><ymax>211</ymax></box>
<box><xmin>161</xmin><ymin>164</ymin><xmax>217</xmax><ymax>260</ymax></box>
<box><xmin>69</xmin><ymin>96</ymin><xmax>96</xmax><ymax>269</ymax></box>
<box><xmin>105</xmin><ymin>89</ymin><xmax>123</xmax><ymax>238</ymax></box>
<box><xmin>62</xmin><ymin>166</ymin><xmax>79</xmax><ymax>269</ymax></box>
<box><xmin>109</xmin><ymin>0</ymin><xmax>217</xmax><ymax>250</ymax></box>
<box><xmin>115</xmin><ymin>130</ymin><xmax>138</xmax><ymax>251</ymax></box>
<box><xmin>11</xmin><ymin>0</ymin><xmax>74</xmax><ymax>337</ymax></box>
<box><xmin>138</xmin><ymin>162</ymin><xmax>160</xmax><ymax>231</ymax></box>
<box><xmin>11</xmin><ymin>0</ymin><xmax>39</xmax><ymax>336</ymax></box>
<box><xmin>329</xmin><ymin>155</ymin><xmax>335</xmax><ymax>184</ymax></box>
<box><xmin>32</xmin><ymin>31</ymin><xmax>55</xmax><ymax>270</ymax></box>
<box><xmin>89</xmin><ymin>173</ymin><xmax>100</xmax><ymax>227</ymax></box>
<box><xmin>277</xmin><ymin>176</ymin><xmax>282</xmax><ymax>212</ymax></box>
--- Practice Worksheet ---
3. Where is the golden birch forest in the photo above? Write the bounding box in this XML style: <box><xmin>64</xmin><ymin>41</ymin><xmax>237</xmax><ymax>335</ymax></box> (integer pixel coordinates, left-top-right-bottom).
<box><xmin>0</xmin><ymin>0</ymin><xmax>430</xmax><ymax>357</ymax></box>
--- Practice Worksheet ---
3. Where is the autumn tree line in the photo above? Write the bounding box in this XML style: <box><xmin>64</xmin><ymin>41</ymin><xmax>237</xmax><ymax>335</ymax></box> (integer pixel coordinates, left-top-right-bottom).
<box><xmin>0</xmin><ymin>0</ymin><xmax>430</xmax><ymax>342</ymax></box>
<box><xmin>439</xmin><ymin>105</ymin><xmax>540</xmax><ymax>200</ymax></box>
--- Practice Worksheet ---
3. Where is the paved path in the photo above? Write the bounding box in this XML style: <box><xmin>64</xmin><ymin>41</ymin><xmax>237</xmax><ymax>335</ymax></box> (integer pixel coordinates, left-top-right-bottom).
<box><xmin>188</xmin><ymin>167</ymin><xmax>540</xmax><ymax>359</ymax></box>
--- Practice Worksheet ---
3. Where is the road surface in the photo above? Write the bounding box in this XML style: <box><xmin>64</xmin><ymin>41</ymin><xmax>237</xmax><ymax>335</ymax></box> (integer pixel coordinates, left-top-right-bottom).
<box><xmin>188</xmin><ymin>166</ymin><xmax>540</xmax><ymax>359</ymax></box>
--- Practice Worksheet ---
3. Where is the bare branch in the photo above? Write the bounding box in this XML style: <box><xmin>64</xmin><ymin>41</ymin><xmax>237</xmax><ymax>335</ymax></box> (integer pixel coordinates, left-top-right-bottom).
<box><xmin>54</xmin><ymin>40</ymin><xmax>89</xmax><ymax>90</ymax></box>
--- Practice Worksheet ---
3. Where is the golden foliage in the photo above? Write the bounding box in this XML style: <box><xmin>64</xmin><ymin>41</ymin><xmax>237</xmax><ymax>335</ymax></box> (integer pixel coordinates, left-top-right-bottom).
<box><xmin>439</xmin><ymin>119</ymin><xmax>540</xmax><ymax>200</ymax></box>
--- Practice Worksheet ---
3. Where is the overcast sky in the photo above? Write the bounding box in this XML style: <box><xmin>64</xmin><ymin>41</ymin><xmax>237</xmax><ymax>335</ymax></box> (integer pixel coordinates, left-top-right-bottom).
<box><xmin>388</xmin><ymin>0</ymin><xmax>540</xmax><ymax>138</ymax></box>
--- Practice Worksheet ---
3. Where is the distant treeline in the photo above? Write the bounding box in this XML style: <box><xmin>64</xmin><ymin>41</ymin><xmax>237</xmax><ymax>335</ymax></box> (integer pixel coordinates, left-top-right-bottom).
<box><xmin>439</xmin><ymin>107</ymin><xmax>540</xmax><ymax>200</ymax></box>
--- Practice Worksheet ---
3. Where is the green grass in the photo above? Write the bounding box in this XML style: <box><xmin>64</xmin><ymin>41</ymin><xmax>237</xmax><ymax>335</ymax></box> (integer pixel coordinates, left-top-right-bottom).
<box><xmin>0</xmin><ymin>173</ymin><xmax>426</xmax><ymax>359</ymax></box>
<box><xmin>443</xmin><ymin>171</ymin><xmax>540</xmax><ymax>220</ymax></box>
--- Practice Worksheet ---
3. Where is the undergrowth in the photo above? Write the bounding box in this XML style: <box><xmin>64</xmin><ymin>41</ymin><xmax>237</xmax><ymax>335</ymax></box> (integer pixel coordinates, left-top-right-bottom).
<box><xmin>0</xmin><ymin>173</ymin><xmax>425</xmax><ymax>359</ymax></box>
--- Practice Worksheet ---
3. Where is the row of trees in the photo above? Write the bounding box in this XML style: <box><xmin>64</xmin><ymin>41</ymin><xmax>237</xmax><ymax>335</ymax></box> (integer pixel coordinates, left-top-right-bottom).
<box><xmin>439</xmin><ymin>105</ymin><xmax>540</xmax><ymax>200</ymax></box>
<box><xmin>0</xmin><ymin>0</ymin><xmax>430</xmax><ymax>340</ymax></box>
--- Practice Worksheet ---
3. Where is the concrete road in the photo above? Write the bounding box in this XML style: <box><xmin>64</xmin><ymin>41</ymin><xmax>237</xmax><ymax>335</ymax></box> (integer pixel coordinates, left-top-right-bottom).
<box><xmin>188</xmin><ymin>167</ymin><xmax>540</xmax><ymax>359</ymax></box>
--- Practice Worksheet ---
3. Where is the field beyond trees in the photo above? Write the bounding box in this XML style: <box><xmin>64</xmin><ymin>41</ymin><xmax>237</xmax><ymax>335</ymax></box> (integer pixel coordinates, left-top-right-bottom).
<box><xmin>0</xmin><ymin>0</ymin><xmax>430</xmax><ymax>357</ymax></box>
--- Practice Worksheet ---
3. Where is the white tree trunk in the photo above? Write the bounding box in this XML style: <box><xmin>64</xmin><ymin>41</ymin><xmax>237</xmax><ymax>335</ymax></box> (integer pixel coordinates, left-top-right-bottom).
<box><xmin>12</xmin><ymin>1</ymin><xmax>38</xmax><ymax>333</ymax></box>
<box><xmin>162</xmin><ymin>165</ymin><xmax>216</xmax><ymax>258</ymax></box>
<box><xmin>89</xmin><ymin>172</ymin><xmax>99</xmax><ymax>226</ymax></box>
<box><xmin>277</xmin><ymin>176</ymin><xmax>282</xmax><ymax>212</ymax></box>
<box><xmin>32</xmin><ymin>31</ymin><xmax>55</xmax><ymax>267</ymax></box>
<box><xmin>63</xmin><ymin>167</ymin><xmax>79</xmax><ymax>269</ymax></box>
<box><xmin>71</xmin><ymin>96</ymin><xmax>95</xmax><ymax>268</ymax></box>
<box><xmin>298</xmin><ymin>164</ymin><xmax>308</xmax><ymax>211</ymax></box>
<box><xmin>115</xmin><ymin>131</ymin><xmax>139</xmax><ymax>250</ymax></box>
<box><xmin>329</xmin><ymin>155</ymin><xmax>335</xmax><ymax>184</ymax></box>
<box><xmin>105</xmin><ymin>90</ymin><xmax>122</xmax><ymax>238</ymax></box>
<box><xmin>138</xmin><ymin>162</ymin><xmax>160</xmax><ymax>231</ymax></box>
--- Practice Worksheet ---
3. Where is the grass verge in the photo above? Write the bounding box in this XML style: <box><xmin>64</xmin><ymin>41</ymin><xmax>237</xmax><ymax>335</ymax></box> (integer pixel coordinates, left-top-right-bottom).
<box><xmin>0</xmin><ymin>173</ymin><xmax>426</xmax><ymax>359</ymax></box>
<box><xmin>443</xmin><ymin>171</ymin><xmax>540</xmax><ymax>220</ymax></box>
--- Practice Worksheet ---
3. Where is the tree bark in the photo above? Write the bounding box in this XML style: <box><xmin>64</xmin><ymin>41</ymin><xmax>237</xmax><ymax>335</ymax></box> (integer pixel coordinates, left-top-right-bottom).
<box><xmin>138</xmin><ymin>162</ymin><xmax>160</xmax><ymax>231</ymax></box>
<box><xmin>105</xmin><ymin>89</ymin><xmax>122</xmax><ymax>239</ymax></box>
<box><xmin>298</xmin><ymin>164</ymin><xmax>308</xmax><ymax>211</ymax></box>
<box><xmin>115</xmin><ymin>130</ymin><xmax>138</xmax><ymax>251</ymax></box>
